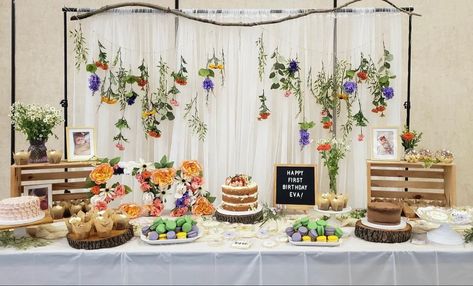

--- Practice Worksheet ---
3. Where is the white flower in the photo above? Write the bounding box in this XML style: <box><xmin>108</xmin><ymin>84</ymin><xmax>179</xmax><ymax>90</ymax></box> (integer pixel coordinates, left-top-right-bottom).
<box><xmin>174</xmin><ymin>182</ymin><xmax>187</xmax><ymax>199</ymax></box>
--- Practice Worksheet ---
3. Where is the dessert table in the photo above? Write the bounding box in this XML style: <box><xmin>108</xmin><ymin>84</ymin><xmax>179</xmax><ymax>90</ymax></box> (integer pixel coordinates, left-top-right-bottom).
<box><xmin>1</xmin><ymin>229</ymin><xmax>473</xmax><ymax>285</ymax></box>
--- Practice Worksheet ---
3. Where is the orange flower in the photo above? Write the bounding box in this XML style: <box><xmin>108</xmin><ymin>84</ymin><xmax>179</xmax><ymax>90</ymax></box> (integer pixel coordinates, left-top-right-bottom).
<box><xmin>142</xmin><ymin>170</ymin><xmax>152</xmax><ymax>180</ymax></box>
<box><xmin>151</xmin><ymin>168</ymin><xmax>176</xmax><ymax>187</ymax></box>
<box><xmin>181</xmin><ymin>160</ymin><xmax>202</xmax><ymax>179</ymax></box>
<box><xmin>147</xmin><ymin>131</ymin><xmax>161</xmax><ymax>138</ymax></box>
<box><xmin>90</xmin><ymin>185</ymin><xmax>101</xmax><ymax>195</ymax></box>
<box><xmin>317</xmin><ymin>143</ymin><xmax>332</xmax><ymax>152</ymax></box>
<box><xmin>192</xmin><ymin>196</ymin><xmax>215</xmax><ymax>216</ymax></box>
<box><xmin>402</xmin><ymin>132</ymin><xmax>415</xmax><ymax>141</ymax></box>
<box><xmin>90</xmin><ymin>163</ymin><xmax>114</xmax><ymax>185</ymax></box>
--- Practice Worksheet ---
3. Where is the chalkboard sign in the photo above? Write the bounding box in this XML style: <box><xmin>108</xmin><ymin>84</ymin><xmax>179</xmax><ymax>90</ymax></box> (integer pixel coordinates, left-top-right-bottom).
<box><xmin>274</xmin><ymin>164</ymin><xmax>317</xmax><ymax>209</ymax></box>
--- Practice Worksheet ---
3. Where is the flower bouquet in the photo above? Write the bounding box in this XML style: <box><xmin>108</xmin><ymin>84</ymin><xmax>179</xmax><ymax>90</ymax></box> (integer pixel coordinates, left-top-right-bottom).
<box><xmin>86</xmin><ymin>157</ymin><xmax>132</xmax><ymax>210</ymax></box>
<box><xmin>401</xmin><ymin>125</ymin><xmax>423</xmax><ymax>152</ymax></box>
<box><xmin>9</xmin><ymin>102</ymin><xmax>63</xmax><ymax>163</ymax></box>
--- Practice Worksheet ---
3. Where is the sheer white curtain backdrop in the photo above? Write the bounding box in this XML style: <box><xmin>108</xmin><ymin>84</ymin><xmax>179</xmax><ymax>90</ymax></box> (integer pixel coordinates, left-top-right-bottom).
<box><xmin>71</xmin><ymin>9</ymin><xmax>403</xmax><ymax>208</ymax></box>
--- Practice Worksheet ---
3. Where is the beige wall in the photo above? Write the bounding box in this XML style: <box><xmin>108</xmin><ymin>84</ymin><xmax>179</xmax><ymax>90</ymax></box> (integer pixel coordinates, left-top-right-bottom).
<box><xmin>1</xmin><ymin>0</ymin><xmax>472</xmax><ymax>206</ymax></box>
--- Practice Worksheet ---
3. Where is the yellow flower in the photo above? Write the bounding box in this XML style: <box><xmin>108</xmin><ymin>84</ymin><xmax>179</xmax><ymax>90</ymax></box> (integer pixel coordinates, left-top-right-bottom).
<box><xmin>101</xmin><ymin>96</ymin><xmax>118</xmax><ymax>104</ymax></box>
<box><xmin>208</xmin><ymin>63</ymin><xmax>216</xmax><ymax>69</ymax></box>
<box><xmin>217</xmin><ymin>64</ymin><xmax>224</xmax><ymax>70</ymax></box>
<box><xmin>141</xmin><ymin>110</ymin><xmax>156</xmax><ymax>118</ymax></box>
<box><xmin>337</xmin><ymin>93</ymin><xmax>348</xmax><ymax>100</ymax></box>
<box><xmin>151</xmin><ymin>168</ymin><xmax>176</xmax><ymax>188</ymax></box>
<box><xmin>181</xmin><ymin>160</ymin><xmax>202</xmax><ymax>179</ymax></box>
<box><xmin>89</xmin><ymin>163</ymin><xmax>114</xmax><ymax>185</ymax></box>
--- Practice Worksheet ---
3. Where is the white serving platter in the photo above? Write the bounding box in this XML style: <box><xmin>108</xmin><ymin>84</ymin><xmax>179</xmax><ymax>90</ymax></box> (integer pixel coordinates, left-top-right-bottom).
<box><xmin>140</xmin><ymin>233</ymin><xmax>202</xmax><ymax>245</ymax></box>
<box><xmin>288</xmin><ymin>238</ymin><xmax>341</xmax><ymax>247</ymax></box>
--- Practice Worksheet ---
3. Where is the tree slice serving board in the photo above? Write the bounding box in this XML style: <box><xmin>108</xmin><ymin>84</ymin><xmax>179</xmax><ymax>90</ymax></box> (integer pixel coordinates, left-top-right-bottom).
<box><xmin>67</xmin><ymin>225</ymin><xmax>134</xmax><ymax>250</ymax></box>
<box><xmin>354</xmin><ymin>220</ymin><xmax>412</xmax><ymax>243</ymax></box>
<box><xmin>214</xmin><ymin>209</ymin><xmax>263</xmax><ymax>224</ymax></box>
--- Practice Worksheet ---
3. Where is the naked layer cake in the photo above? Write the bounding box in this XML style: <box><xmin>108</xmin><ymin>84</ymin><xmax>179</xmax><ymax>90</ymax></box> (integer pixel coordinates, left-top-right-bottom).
<box><xmin>367</xmin><ymin>201</ymin><xmax>402</xmax><ymax>225</ymax></box>
<box><xmin>0</xmin><ymin>196</ymin><xmax>42</xmax><ymax>222</ymax></box>
<box><xmin>221</xmin><ymin>174</ymin><xmax>258</xmax><ymax>212</ymax></box>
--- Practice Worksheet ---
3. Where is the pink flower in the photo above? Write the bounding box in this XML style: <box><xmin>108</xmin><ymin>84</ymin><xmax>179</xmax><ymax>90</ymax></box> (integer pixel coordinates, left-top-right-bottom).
<box><xmin>114</xmin><ymin>184</ymin><xmax>126</xmax><ymax>197</ymax></box>
<box><xmin>284</xmin><ymin>90</ymin><xmax>292</xmax><ymax>97</ymax></box>
<box><xmin>170</xmin><ymin>207</ymin><xmax>187</xmax><ymax>217</ymax></box>
<box><xmin>358</xmin><ymin>134</ymin><xmax>365</xmax><ymax>142</ymax></box>
<box><xmin>136</xmin><ymin>174</ymin><xmax>145</xmax><ymax>184</ymax></box>
<box><xmin>115</xmin><ymin>143</ymin><xmax>125</xmax><ymax>151</ymax></box>
<box><xmin>321</xmin><ymin>110</ymin><xmax>328</xmax><ymax>117</ymax></box>
<box><xmin>95</xmin><ymin>200</ymin><xmax>108</xmax><ymax>211</ymax></box>
<box><xmin>170</xmin><ymin>99</ymin><xmax>179</xmax><ymax>107</ymax></box>
<box><xmin>150</xmin><ymin>199</ymin><xmax>164</xmax><ymax>216</ymax></box>
<box><xmin>191</xmin><ymin>176</ymin><xmax>204</xmax><ymax>189</ymax></box>
<box><xmin>184</xmin><ymin>198</ymin><xmax>191</xmax><ymax>205</ymax></box>
<box><xmin>140</xmin><ymin>182</ymin><xmax>151</xmax><ymax>192</ymax></box>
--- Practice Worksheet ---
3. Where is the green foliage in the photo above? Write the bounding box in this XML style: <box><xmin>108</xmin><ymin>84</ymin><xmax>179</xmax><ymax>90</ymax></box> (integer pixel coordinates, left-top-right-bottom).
<box><xmin>464</xmin><ymin>227</ymin><xmax>473</xmax><ymax>244</ymax></box>
<box><xmin>258</xmin><ymin>90</ymin><xmax>271</xmax><ymax>114</ymax></box>
<box><xmin>9</xmin><ymin>103</ymin><xmax>63</xmax><ymax>141</ymax></box>
<box><xmin>154</xmin><ymin>155</ymin><xmax>174</xmax><ymax>169</ymax></box>
<box><xmin>256</xmin><ymin>33</ymin><xmax>268</xmax><ymax>81</ymax></box>
<box><xmin>298</xmin><ymin>121</ymin><xmax>315</xmax><ymax>131</ymax></box>
<box><xmin>69</xmin><ymin>24</ymin><xmax>88</xmax><ymax>70</ymax></box>
<box><xmin>0</xmin><ymin>231</ymin><xmax>50</xmax><ymax>250</ymax></box>
<box><xmin>184</xmin><ymin>95</ymin><xmax>208</xmax><ymax>141</ymax></box>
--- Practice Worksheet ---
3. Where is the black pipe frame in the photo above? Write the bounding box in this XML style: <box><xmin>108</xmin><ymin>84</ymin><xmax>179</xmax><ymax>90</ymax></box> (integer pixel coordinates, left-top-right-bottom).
<box><xmin>54</xmin><ymin>4</ymin><xmax>414</xmax><ymax>163</ymax></box>
<box><xmin>10</xmin><ymin>0</ymin><xmax>15</xmax><ymax>164</ymax></box>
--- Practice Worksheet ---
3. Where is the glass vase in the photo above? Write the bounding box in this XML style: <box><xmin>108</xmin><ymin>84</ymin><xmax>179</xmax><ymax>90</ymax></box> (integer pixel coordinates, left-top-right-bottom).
<box><xmin>28</xmin><ymin>139</ymin><xmax>48</xmax><ymax>163</ymax></box>
<box><xmin>328</xmin><ymin>168</ymin><xmax>338</xmax><ymax>194</ymax></box>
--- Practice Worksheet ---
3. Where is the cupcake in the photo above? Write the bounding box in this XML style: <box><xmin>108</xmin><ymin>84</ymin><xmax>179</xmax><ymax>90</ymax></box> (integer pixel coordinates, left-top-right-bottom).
<box><xmin>71</xmin><ymin>220</ymin><xmax>92</xmax><ymax>240</ymax></box>
<box><xmin>94</xmin><ymin>216</ymin><xmax>114</xmax><ymax>238</ymax></box>
<box><xmin>330</xmin><ymin>195</ymin><xmax>345</xmax><ymax>211</ymax></box>
<box><xmin>317</xmin><ymin>193</ymin><xmax>331</xmax><ymax>211</ymax></box>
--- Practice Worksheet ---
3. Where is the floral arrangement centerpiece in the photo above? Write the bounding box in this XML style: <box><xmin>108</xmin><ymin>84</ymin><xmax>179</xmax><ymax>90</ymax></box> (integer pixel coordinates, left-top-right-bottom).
<box><xmin>86</xmin><ymin>157</ymin><xmax>132</xmax><ymax>210</ymax></box>
<box><xmin>172</xmin><ymin>160</ymin><xmax>216</xmax><ymax>217</ymax></box>
<box><xmin>9</xmin><ymin>102</ymin><xmax>63</xmax><ymax>163</ymax></box>
<box><xmin>131</xmin><ymin>156</ymin><xmax>175</xmax><ymax>217</ymax></box>
<box><xmin>316</xmin><ymin>138</ymin><xmax>350</xmax><ymax>194</ymax></box>
<box><xmin>401</xmin><ymin>125</ymin><xmax>423</xmax><ymax>152</ymax></box>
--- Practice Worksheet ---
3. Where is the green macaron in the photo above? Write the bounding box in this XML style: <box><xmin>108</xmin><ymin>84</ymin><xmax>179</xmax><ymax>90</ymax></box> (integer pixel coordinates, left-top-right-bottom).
<box><xmin>165</xmin><ymin>220</ymin><xmax>177</xmax><ymax>231</ymax></box>
<box><xmin>300</xmin><ymin>217</ymin><xmax>309</xmax><ymax>226</ymax></box>
<box><xmin>334</xmin><ymin>227</ymin><xmax>344</xmax><ymax>238</ymax></box>
<box><xmin>185</xmin><ymin>216</ymin><xmax>193</xmax><ymax>225</ymax></box>
<box><xmin>307</xmin><ymin>221</ymin><xmax>318</xmax><ymax>230</ymax></box>
<box><xmin>176</xmin><ymin>217</ymin><xmax>186</xmax><ymax>227</ymax></box>
<box><xmin>156</xmin><ymin>224</ymin><xmax>166</xmax><ymax>234</ymax></box>
<box><xmin>317</xmin><ymin>225</ymin><xmax>325</xmax><ymax>236</ymax></box>
<box><xmin>316</xmin><ymin>220</ymin><xmax>327</xmax><ymax>227</ymax></box>
<box><xmin>182</xmin><ymin>222</ymin><xmax>192</xmax><ymax>233</ymax></box>
<box><xmin>152</xmin><ymin>217</ymin><xmax>164</xmax><ymax>225</ymax></box>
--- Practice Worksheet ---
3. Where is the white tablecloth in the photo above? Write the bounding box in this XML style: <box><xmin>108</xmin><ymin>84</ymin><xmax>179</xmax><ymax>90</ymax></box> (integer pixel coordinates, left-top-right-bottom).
<box><xmin>1</xmin><ymin>229</ymin><xmax>473</xmax><ymax>285</ymax></box>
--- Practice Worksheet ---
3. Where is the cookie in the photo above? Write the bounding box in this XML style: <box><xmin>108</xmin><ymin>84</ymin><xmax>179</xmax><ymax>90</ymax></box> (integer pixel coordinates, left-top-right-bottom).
<box><xmin>166</xmin><ymin>231</ymin><xmax>176</xmax><ymax>239</ymax></box>
<box><xmin>148</xmin><ymin>231</ymin><xmax>158</xmax><ymax>240</ymax></box>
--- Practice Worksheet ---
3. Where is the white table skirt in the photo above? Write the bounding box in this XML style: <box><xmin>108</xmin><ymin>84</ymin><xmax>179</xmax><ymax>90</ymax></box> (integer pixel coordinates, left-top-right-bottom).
<box><xmin>1</xmin><ymin>229</ymin><xmax>473</xmax><ymax>285</ymax></box>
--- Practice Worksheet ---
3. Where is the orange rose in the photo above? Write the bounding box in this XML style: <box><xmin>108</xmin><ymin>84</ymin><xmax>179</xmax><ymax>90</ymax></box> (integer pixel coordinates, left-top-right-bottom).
<box><xmin>192</xmin><ymin>196</ymin><xmax>215</xmax><ymax>216</ymax></box>
<box><xmin>90</xmin><ymin>185</ymin><xmax>101</xmax><ymax>195</ymax></box>
<box><xmin>90</xmin><ymin>163</ymin><xmax>114</xmax><ymax>185</ymax></box>
<box><xmin>181</xmin><ymin>160</ymin><xmax>202</xmax><ymax>179</ymax></box>
<box><xmin>150</xmin><ymin>168</ymin><xmax>176</xmax><ymax>188</ymax></box>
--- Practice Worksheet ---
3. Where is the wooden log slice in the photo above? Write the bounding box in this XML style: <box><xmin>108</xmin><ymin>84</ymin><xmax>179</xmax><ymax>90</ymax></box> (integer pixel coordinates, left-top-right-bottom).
<box><xmin>67</xmin><ymin>225</ymin><xmax>134</xmax><ymax>250</ymax></box>
<box><xmin>354</xmin><ymin>220</ymin><xmax>412</xmax><ymax>243</ymax></box>
<box><xmin>214</xmin><ymin>209</ymin><xmax>263</xmax><ymax>224</ymax></box>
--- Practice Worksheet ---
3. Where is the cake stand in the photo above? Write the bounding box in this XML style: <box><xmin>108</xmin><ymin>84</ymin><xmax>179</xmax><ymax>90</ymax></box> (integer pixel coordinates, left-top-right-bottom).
<box><xmin>314</xmin><ymin>206</ymin><xmax>352</xmax><ymax>227</ymax></box>
<box><xmin>214</xmin><ymin>205</ymin><xmax>263</xmax><ymax>224</ymax></box>
<box><xmin>416</xmin><ymin>207</ymin><xmax>471</xmax><ymax>246</ymax></box>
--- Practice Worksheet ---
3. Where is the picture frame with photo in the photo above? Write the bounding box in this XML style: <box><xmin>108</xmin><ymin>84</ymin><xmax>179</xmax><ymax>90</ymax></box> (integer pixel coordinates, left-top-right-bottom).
<box><xmin>66</xmin><ymin>127</ymin><xmax>96</xmax><ymax>161</ymax></box>
<box><xmin>23</xmin><ymin>184</ymin><xmax>52</xmax><ymax>211</ymax></box>
<box><xmin>370</xmin><ymin>126</ymin><xmax>401</xmax><ymax>161</ymax></box>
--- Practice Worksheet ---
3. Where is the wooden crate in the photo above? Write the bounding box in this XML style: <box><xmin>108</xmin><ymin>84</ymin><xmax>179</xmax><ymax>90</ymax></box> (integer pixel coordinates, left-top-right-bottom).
<box><xmin>367</xmin><ymin>160</ymin><xmax>456</xmax><ymax>207</ymax></box>
<box><xmin>11</xmin><ymin>161</ymin><xmax>96</xmax><ymax>201</ymax></box>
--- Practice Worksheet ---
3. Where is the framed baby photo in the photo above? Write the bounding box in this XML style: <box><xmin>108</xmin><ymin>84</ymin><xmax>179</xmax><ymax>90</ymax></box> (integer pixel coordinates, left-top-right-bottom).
<box><xmin>23</xmin><ymin>184</ymin><xmax>52</xmax><ymax>211</ymax></box>
<box><xmin>66</xmin><ymin>127</ymin><xmax>96</xmax><ymax>161</ymax></box>
<box><xmin>370</xmin><ymin>126</ymin><xmax>401</xmax><ymax>161</ymax></box>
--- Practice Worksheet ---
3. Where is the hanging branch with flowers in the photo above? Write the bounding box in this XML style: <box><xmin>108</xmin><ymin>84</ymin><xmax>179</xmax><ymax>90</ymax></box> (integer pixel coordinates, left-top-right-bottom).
<box><xmin>85</xmin><ymin>41</ymin><xmax>110</xmax><ymax>96</ymax></box>
<box><xmin>199</xmin><ymin>50</ymin><xmax>224</xmax><ymax>104</ymax></box>
<box><xmin>184</xmin><ymin>94</ymin><xmax>208</xmax><ymax>141</ymax></box>
<box><xmin>256</xmin><ymin>33</ymin><xmax>267</xmax><ymax>82</ymax></box>
<box><xmin>141</xmin><ymin>57</ymin><xmax>179</xmax><ymax>139</ymax></box>
<box><xmin>69</xmin><ymin>23</ymin><xmax>88</xmax><ymax>70</ymax></box>
<box><xmin>269</xmin><ymin>48</ymin><xmax>304</xmax><ymax>116</ymax></box>
<box><xmin>171</xmin><ymin>160</ymin><xmax>215</xmax><ymax>217</ymax></box>
<box><xmin>257</xmin><ymin>91</ymin><xmax>271</xmax><ymax>120</ymax></box>
<box><xmin>298</xmin><ymin>120</ymin><xmax>315</xmax><ymax>150</ymax></box>
<box><xmin>86</xmin><ymin>157</ymin><xmax>132</xmax><ymax>211</ymax></box>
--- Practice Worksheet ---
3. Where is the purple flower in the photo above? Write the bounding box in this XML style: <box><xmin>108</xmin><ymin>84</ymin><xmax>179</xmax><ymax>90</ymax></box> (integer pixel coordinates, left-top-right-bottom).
<box><xmin>299</xmin><ymin>129</ymin><xmax>311</xmax><ymax>148</ymax></box>
<box><xmin>382</xmin><ymin>87</ymin><xmax>394</xmax><ymax>100</ymax></box>
<box><xmin>88</xmin><ymin>74</ymin><xmax>101</xmax><ymax>93</ymax></box>
<box><xmin>202</xmin><ymin>77</ymin><xmax>214</xmax><ymax>91</ymax></box>
<box><xmin>288</xmin><ymin>60</ymin><xmax>299</xmax><ymax>74</ymax></box>
<box><xmin>127</xmin><ymin>94</ymin><xmax>137</xmax><ymax>105</ymax></box>
<box><xmin>113</xmin><ymin>167</ymin><xmax>124</xmax><ymax>175</ymax></box>
<box><xmin>176</xmin><ymin>191</ymin><xmax>189</xmax><ymax>208</ymax></box>
<box><xmin>343</xmin><ymin>81</ymin><xmax>357</xmax><ymax>94</ymax></box>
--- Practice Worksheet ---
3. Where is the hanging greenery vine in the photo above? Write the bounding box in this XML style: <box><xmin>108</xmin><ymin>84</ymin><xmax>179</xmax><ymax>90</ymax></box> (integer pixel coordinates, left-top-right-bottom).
<box><xmin>69</xmin><ymin>23</ymin><xmax>88</xmax><ymax>70</ymax></box>
<box><xmin>256</xmin><ymin>33</ymin><xmax>267</xmax><ymax>81</ymax></box>
<box><xmin>184</xmin><ymin>94</ymin><xmax>208</xmax><ymax>141</ymax></box>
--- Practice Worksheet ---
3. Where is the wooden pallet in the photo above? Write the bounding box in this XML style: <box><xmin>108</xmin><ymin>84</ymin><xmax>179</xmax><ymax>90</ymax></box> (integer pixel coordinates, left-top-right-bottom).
<box><xmin>10</xmin><ymin>161</ymin><xmax>96</xmax><ymax>201</ymax></box>
<box><xmin>367</xmin><ymin>160</ymin><xmax>456</xmax><ymax>207</ymax></box>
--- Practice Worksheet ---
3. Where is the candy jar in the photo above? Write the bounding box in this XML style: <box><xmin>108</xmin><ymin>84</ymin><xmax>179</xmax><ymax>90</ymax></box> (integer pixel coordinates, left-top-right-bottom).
<box><xmin>435</xmin><ymin>149</ymin><xmax>454</xmax><ymax>163</ymax></box>
<box><xmin>317</xmin><ymin>193</ymin><xmax>331</xmax><ymax>210</ymax></box>
<box><xmin>404</xmin><ymin>149</ymin><xmax>420</xmax><ymax>163</ymax></box>
<box><xmin>50</xmin><ymin>201</ymin><xmax>65</xmax><ymax>220</ymax></box>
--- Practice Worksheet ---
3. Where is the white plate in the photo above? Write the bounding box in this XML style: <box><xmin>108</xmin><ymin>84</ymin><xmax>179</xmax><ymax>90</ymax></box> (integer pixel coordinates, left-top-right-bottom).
<box><xmin>140</xmin><ymin>233</ymin><xmax>202</xmax><ymax>245</ymax></box>
<box><xmin>314</xmin><ymin>206</ymin><xmax>352</xmax><ymax>215</ymax></box>
<box><xmin>0</xmin><ymin>211</ymin><xmax>45</xmax><ymax>226</ymax></box>
<box><xmin>289</xmin><ymin>238</ymin><xmax>341</xmax><ymax>247</ymax></box>
<box><xmin>360</xmin><ymin>217</ymin><xmax>407</xmax><ymax>230</ymax></box>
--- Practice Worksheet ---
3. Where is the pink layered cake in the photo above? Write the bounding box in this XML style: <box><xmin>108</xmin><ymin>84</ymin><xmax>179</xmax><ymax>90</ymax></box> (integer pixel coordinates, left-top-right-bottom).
<box><xmin>221</xmin><ymin>174</ymin><xmax>258</xmax><ymax>212</ymax></box>
<box><xmin>0</xmin><ymin>196</ymin><xmax>42</xmax><ymax>222</ymax></box>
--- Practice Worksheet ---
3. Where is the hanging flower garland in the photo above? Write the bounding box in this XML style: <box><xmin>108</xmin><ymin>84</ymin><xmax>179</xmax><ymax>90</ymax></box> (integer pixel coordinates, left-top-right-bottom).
<box><xmin>198</xmin><ymin>50</ymin><xmax>225</xmax><ymax>104</ymax></box>
<box><xmin>298</xmin><ymin>120</ymin><xmax>315</xmax><ymax>150</ymax></box>
<box><xmin>257</xmin><ymin>91</ymin><xmax>271</xmax><ymax>120</ymax></box>
<box><xmin>86</xmin><ymin>157</ymin><xmax>132</xmax><ymax>211</ymax></box>
<box><xmin>269</xmin><ymin>48</ymin><xmax>304</xmax><ymax>116</ymax></box>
